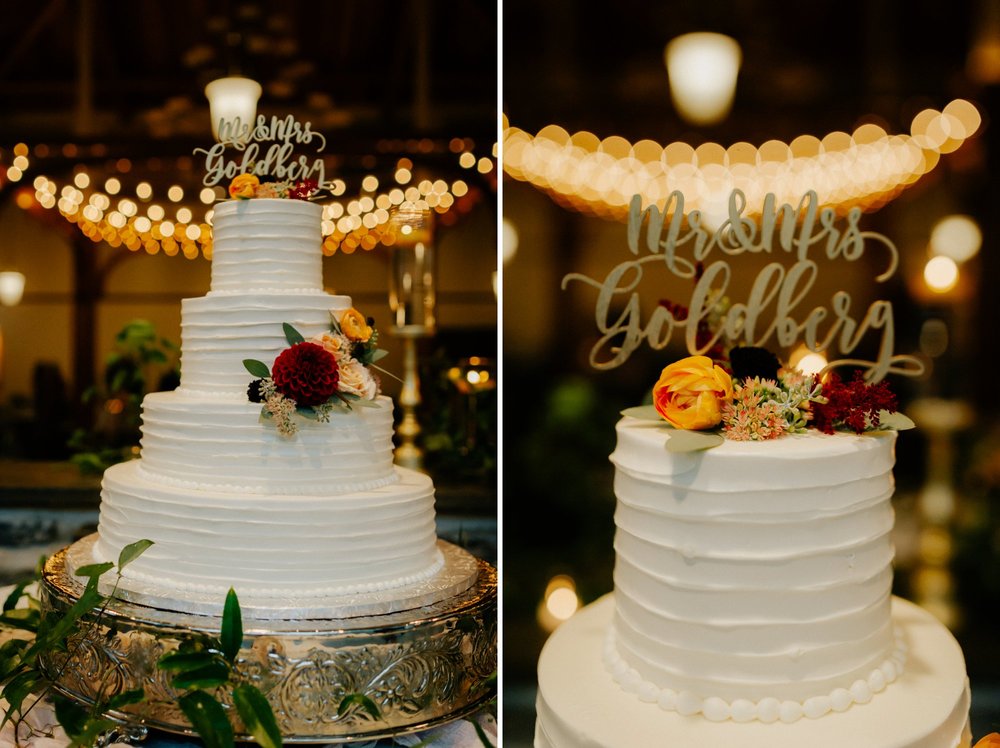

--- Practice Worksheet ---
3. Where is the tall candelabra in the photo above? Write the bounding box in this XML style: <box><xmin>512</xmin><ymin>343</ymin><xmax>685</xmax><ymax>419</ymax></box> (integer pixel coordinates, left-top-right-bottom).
<box><xmin>388</xmin><ymin>205</ymin><xmax>435</xmax><ymax>470</ymax></box>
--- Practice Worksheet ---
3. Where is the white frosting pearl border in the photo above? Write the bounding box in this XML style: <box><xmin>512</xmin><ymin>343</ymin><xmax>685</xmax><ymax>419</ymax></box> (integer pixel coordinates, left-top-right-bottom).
<box><xmin>602</xmin><ymin>627</ymin><xmax>908</xmax><ymax>723</ymax></box>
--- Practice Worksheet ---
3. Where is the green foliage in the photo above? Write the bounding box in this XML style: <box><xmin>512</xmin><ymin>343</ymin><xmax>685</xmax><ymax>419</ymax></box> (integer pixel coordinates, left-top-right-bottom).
<box><xmin>117</xmin><ymin>539</ymin><xmax>155</xmax><ymax>572</ymax></box>
<box><xmin>69</xmin><ymin>319</ymin><xmax>180</xmax><ymax>474</ymax></box>
<box><xmin>0</xmin><ymin>539</ymin><xmax>154</xmax><ymax>744</ymax></box>
<box><xmin>282</xmin><ymin>323</ymin><xmax>305</xmax><ymax>346</ymax></box>
<box><xmin>337</xmin><ymin>692</ymin><xmax>381</xmax><ymax>720</ymax></box>
<box><xmin>158</xmin><ymin>588</ymin><xmax>283</xmax><ymax>747</ymax></box>
<box><xmin>243</xmin><ymin>359</ymin><xmax>272</xmax><ymax>379</ymax></box>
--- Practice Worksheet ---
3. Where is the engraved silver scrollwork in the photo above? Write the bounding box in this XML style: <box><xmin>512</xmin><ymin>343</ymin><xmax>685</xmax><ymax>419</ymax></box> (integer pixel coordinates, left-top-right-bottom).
<box><xmin>39</xmin><ymin>540</ymin><xmax>497</xmax><ymax>742</ymax></box>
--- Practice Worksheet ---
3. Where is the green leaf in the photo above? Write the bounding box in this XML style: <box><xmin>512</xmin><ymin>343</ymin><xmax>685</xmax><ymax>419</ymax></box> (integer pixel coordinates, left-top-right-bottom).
<box><xmin>243</xmin><ymin>359</ymin><xmax>271</xmax><ymax>378</ymax></box>
<box><xmin>117</xmin><ymin>539</ymin><xmax>154</xmax><ymax>571</ymax></box>
<box><xmin>158</xmin><ymin>650</ymin><xmax>222</xmax><ymax>673</ymax></box>
<box><xmin>467</xmin><ymin>715</ymin><xmax>495</xmax><ymax>747</ymax></box>
<box><xmin>877</xmin><ymin>410</ymin><xmax>915</xmax><ymax>431</ymax></box>
<box><xmin>3</xmin><ymin>582</ymin><xmax>30</xmax><ymax>613</ymax></box>
<box><xmin>296</xmin><ymin>405</ymin><xmax>319</xmax><ymax>420</ymax></box>
<box><xmin>107</xmin><ymin>687</ymin><xmax>146</xmax><ymax>710</ymax></box>
<box><xmin>74</xmin><ymin>562</ymin><xmax>115</xmax><ymax>580</ymax></box>
<box><xmin>220</xmin><ymin>588</ymin><xmax>243</xmax><ymax>665</ymax></box>
<box><xmin>2</xmin><ymin>669</ymin><xmax>39</xmax><ymax>727</ymax></box>
<box><xmin>337</xmin><ymin>693</ymin><xmax>381</xmax><ymax>720</ymax></box>
<box><xmin>232</xmin><ymin>684</ymin><xmax>282</xmax><ymax>748</ymax></box>
<box><xmin>367</xmin><ymin>348</ymin><xmax>389</xmax><ymax>363</ymax></box>
<box><xmin>0</xmin><ymin>608</ymin><xmax>40</xmax><ymax>632</ymax></box>
<box><xmin>177</xmin><ymin>691</ymin><xmax>235</xmax><ymax>748</ymax></box>
<box><xmin>170</xmin><ymin>661</ymin><xmax>231</xmax><ymax>690</ymax></box>
<box><xmin>53</xmin><ymin>694</ymin><xmax>89</xmax><ymax>737</ymax></box>
<box><xmin>665</xmin><ymin>429</ymin><xmax>724</xmax><ymax>453</ymax></box>
<box><xmin>24</xmin><ymin>585</ymin><xmax>101</xmax><ymax>662</ymax></box>
<box><xmin>282</xmin><ymin>323</ymin><xmax>305</xmax><ymax>346</ymax></box>
<box><xmin>620</xmin><ymin>405</ymin><xmax>664</xmax><ymax>422</ymax></box>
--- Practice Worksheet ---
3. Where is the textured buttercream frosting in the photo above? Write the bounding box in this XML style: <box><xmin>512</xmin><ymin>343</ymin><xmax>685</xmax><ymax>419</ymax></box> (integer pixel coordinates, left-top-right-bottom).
<box><xmin>93</xmin><ymin>198</ymin><xmax>441</xmax><ymax>602</ymax></box>
<box><xmin>608</xmin><ymin>417</ymin><xmax>900</xmax><ymax>714</ymax></box>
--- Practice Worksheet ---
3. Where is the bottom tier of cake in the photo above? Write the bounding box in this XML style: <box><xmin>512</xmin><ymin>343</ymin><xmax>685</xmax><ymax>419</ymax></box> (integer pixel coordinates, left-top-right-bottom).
<box><xmin>535</xmin><ymin>595</ymin><xmax>970</xmax><ymax>748</ymax></box>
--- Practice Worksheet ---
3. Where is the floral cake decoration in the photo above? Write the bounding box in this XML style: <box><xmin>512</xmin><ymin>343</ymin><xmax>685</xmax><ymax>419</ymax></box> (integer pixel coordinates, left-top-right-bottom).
<box><xmin>624</xmin><ymin>346</ymin><xmax>914</xmax><ymax>453</ymax></box>
<box><xmin>228</xmin><ymin>173</ymin><xmax>323</xmax><ymax>201</ymax></box>
<box><xmin>242</xmin><ymin>308</ymin><xmax>387</xmax><ymax>436</ymax></box>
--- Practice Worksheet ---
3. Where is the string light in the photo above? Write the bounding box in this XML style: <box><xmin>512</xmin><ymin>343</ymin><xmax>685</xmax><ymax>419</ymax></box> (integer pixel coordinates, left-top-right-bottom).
<box><xmin>502</xmin><ymin>99</ymin><xmax>981</xmax><ymax>220</ymax></box>
<box><xmin>9</xmin><ymin>143</ymin><xmax>495</xmax><ymax>258</ymax></box>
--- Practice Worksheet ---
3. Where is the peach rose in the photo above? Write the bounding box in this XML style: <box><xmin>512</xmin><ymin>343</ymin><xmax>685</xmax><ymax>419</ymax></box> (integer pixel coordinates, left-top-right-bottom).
<box><xmin>338</xmin><ymin>356</ymin><xmax>378</xmax><ymax>400</ymax></box>
<box><xmin>653</xmin><ymin>355</ymin><xmax>733</xmax><ymax>430</ymax></box>
<box><xmin>975</xmin><ymin>735</ymin><xmax>1000</xmax><ymax>748</ymax></box>
<box><xmin>310</xmin><ymin>331</ymin><xmax>351</xmax><ymax>359</ymax></box>
<box><xmin>229</xmin><ymin>173</ymin><xmax>260</xmax><ymax>199</ymax></box>
<box><xmin>340</xmin><ymin>308</ymin><xmax>373</xmax><ymax>342</ymax></box>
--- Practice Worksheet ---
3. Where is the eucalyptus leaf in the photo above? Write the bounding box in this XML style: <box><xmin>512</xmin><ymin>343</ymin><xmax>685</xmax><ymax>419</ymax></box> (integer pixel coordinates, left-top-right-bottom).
<box><xmin>296</xmin><ymin>406</ymin><xmax>319</xmax><ymax>421</ymax></box>
<box><xmin>878</xmin><ymin>410</ymin><xmax>915</xmax><ymax>431</ymax></box>
<box><xmin>243</xmin><ymin>359</ymin><xmax>271</xmax><ymax>379</ymax></box>
<box><xmin>337</xmin><ymin>693</ymin><xmax>381</xmax><ymax>720</ymax></box>
<box><xmin>220</xmin><ymin>588</ymin><xmax>243</xmax><ymax>665</ymax></box>
<box><xmin>282</xmin><ymin>323</ymin><xmax>305</xmax><ymax>346</ymax></box>
<box><xmin>620</xmin><ymin>405</ymin><xmax>664</xmax><ymax>422</ymax></box>
<box><xmin>368</xmin><ymin>348</ymin><xmax>389</xmax><ymax>363</ymax></box>
<box><xmin>665</xmin><ymin>429</ymin><xmax>724</xmax><ymax>453</ymax></box>
<box><xmin>74</xmin><ymin>562</ymin><xmax>114</xmax><ymax>579</ymax></box>
<box><xmin>178</xmin><ymin>691</ymin><xmax>235</xmax><ymax>748</ymax></box>
<box><xmin>117</xmin><ymin>539</ymin><xmax>154</xmax><ymax>572</ymax></box>
<box><xmin>169</xmin><ymin>661</ymin><xmax>231</xmax><ymax>690</ymax></box>
<box><xmin>232</xmin><ymin>683</ymin><xmax>282</xmax><ymax>748</ymax></box>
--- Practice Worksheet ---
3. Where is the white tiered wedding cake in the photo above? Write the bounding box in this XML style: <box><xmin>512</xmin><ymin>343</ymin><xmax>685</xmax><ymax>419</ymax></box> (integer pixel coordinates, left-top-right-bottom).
<box><xmin>90</xmin><ymin>198</ymin><xmax>443</xmax><ymax>602</ymax></box>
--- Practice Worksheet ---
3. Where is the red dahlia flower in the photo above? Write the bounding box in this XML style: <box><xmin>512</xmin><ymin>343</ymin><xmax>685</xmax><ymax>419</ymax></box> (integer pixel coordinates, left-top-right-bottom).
<box><xmin>271</xmin><ymin>342</ymin><xmax>339</xmax><ymax>406</ymax></box>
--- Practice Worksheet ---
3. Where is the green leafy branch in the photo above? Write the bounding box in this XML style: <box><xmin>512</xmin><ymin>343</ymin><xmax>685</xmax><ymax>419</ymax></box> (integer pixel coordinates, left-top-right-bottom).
<box><xmin>0</xmin><ymin>539</ymin><xmax>154</xmax><ymax>747</ymax></box>
<box><xmin>157</xmin><ymin>588</ymin><xmax>282</xmax><ymax>748</ymax></box>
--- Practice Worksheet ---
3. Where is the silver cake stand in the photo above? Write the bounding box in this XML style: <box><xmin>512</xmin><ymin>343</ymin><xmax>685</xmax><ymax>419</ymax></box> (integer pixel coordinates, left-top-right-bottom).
<box><xmin>38</xmin><ymin>536</ymin><xmax>497</xmax><ymax>744</ymax></box>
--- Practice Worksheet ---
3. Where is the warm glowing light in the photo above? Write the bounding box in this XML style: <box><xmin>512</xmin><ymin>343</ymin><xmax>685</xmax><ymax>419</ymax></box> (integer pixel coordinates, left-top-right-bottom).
<box><xmin>199</xmin><ymin>187</ymin><xmax>216</xmax><ymax>204</ymax></box>
<box><xmin>929</xmin><ymin>215</ymin><xmax>981</xmax><ymax>263</ymax></box>
<box><xmin>176</xmin><ymin>207</ymin><xmax>193</xmax><ymax>223</ymax></box>
<box><xmin>205</xmin><ymin>77</ymin><xmax>262</xmax><ymax>142</ymax></box>
<box><xmin>665</xmin><ymin>32</ymin><xmax>742</xmax><ymax>125</ymax></box>
<box><xmin>147</xmin><ymin>204</ymin><xmax>165</xmax><ymax>221</ymax></box>
<box><xmin>459</xmin><ymin>152</ymin><xmax>476</xmax><ymax>169</ymax></box>
<box><xmin>12</xmin><ymin>156</ymin><xmax>29</xmax><ymax>171</ymax></box>
<box><xmin>362</xmin><ymin>175</ymin><xmax>379</xmax><ymax>192</ymax></box>
<box><xmin>503</xmin><ymin>218</ymin><xmax>519</xmax><ymax>264</ymax></box>
<box><xmin>73</xmin><ymin>172</ymin><xmax>90</xmax><ymax>189</ymax></box>
<box><xmin>160</xmin><ymin>221</ymin><xmax>175</xmax><ymax>238</ymax></box>
<box><xmin>167</xmin><ymin>185</ymin><xmax>184</xmax><ymax>202</ymax></box>
<box><xmin>185</xmin><ymin>225</ymin><xmax>201</xmax><ymax>241</ymax></box>
<box><xmin>6</xmin><ymin>167</ymin><xmax>22</xmax><ymax>182</ymax></box>
<box><xmin>134</xmin><ymin>216</ymin><xmax>152</xmax><ymax>233</ymax></box>
<box><xmin>0</xmin><ymin>272</ymin><xmax>25</xmax><ymax>306</ymax></box>
<box><xmin>104</xmin><ymin>178</ymin><xmax>121</xmax><ymax>194</ymax></box>
<box><xmin>136</xmin><ymin>182</ymin><xmax>152</xmax><ymax>199</ymax></box>
<box><xmin>537</xmin><ymin>575</ymin><xmax>580</xmax><ymax>633</ymax></box>
<box><xmin>791</xmin><ymin>348</ymin><xmax>829</xmax><ymax>376</ymax></box>
<box><xmin>477</xmin><ymin>157</ymin><xmax>493</xmax><ymax>173</ymax></box>
<box><xmin>924</xmin><ymin>256</ymin><xmax>959</xmax><ymax>293</ymax></box>
<box><xmin>395</xmin><ymin>168</ymin><xmax>412</xmax><ymax>184</ymax></box>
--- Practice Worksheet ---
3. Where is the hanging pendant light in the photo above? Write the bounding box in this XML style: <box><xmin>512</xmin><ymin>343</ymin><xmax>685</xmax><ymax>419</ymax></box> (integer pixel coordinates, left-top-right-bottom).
<box><xmin>204</xmin><ymin>77</ymin><xmax>262</xmax><ymax>144</ymax></box>
<box><xmin>665</xmin><ymin>32</ymin><xmax>742</xmax><ymax>126</ymax></box>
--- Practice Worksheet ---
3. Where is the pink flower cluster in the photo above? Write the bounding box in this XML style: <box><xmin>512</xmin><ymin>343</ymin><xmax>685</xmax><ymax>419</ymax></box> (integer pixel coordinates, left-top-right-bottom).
<box><xmin>721</xmin><ymin>379</ymin><xmax>789</xmax><ymax>441</ymax></box>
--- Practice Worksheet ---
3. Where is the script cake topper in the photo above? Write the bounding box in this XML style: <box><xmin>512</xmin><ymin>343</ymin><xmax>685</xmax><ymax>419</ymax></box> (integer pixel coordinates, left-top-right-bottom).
<box><xmin>562</xmin><ymin>189</ymin><xmax>923</xmax><ymax>383</ymax></box>
<box><xmin>194</xmin><ymin>114</ymin><xmax>331</xmax><ymax>190</ymax></box>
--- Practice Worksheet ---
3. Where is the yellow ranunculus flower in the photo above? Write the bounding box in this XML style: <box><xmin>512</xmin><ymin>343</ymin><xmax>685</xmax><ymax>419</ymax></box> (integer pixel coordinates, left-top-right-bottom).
<box><xmin>653</xmin><ymin>355</ymin><xmax>733</xmax><ymax>430</ymax></box>
<box><xmin>229</xmin><ymin>173</ymin><xmax>260</xmax><ymax>199</ymax></box>
<box><xmin>975</xmin><ymin>735</ymin><xmax>1000</xmax><ymax>748</ymax></box>
<box><xmin>340</xmin><ymin>308</ymin><xmax>373</xmax><ymax>342</ymax></box>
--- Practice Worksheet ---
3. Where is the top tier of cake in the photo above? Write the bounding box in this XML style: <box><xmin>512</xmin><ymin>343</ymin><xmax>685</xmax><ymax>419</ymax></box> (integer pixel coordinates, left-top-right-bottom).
<box><xmin>210</xmin><ymin>199</ymin><xmax>324</xmax><ymax>293</ymax></box>
<box><xmin>607</xmin><ymin>418</ymin><xmax>899</xmax><ymax>717</ymax></box>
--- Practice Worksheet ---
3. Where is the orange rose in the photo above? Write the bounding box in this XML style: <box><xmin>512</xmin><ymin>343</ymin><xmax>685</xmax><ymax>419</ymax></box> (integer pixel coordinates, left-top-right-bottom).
<box><xmin>975</xmin><ymin>735</ymin><xmax>1000</xmax><ymax>748</ymax></box>
<box><xmin>340</xmin><ymin>308</ymin><xmax>373</xmax><ymax>342</ymax></box>
<box><xmin>653</xmin><ymin>356</ymin><xmax>733</xmax><ymax>430</ymax></box>
<box><xmin>229</xmin><ymin>173</ymin><xmax>260</xmax><ymax>199</ymax></box>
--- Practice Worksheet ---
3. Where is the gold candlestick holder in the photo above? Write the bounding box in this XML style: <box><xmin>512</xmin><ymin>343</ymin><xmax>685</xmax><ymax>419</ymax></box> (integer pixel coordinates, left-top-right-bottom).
<box><xmin>388</xmin><ymin>204</ymin><xmax>435</xmax><ymax>470</ymax></box>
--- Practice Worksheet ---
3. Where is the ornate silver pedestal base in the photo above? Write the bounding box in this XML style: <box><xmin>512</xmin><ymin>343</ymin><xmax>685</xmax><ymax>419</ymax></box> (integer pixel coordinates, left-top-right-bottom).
<box><xmin>38</xmin><ymin>541</ymin><xmax>497</xmax><ymax>743</ymax></box>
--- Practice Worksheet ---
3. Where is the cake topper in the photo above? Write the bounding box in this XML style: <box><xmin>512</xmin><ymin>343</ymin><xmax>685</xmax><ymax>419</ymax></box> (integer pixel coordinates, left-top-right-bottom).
<box><xmin>194</xmin><ymin>114</ymin><xmax>330</xmax><ymax>192</ymax></box>
<box><xmin>562</xmin><ymin>189</ymin><xmax>923</xmax><ymax>382</ymax></box>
